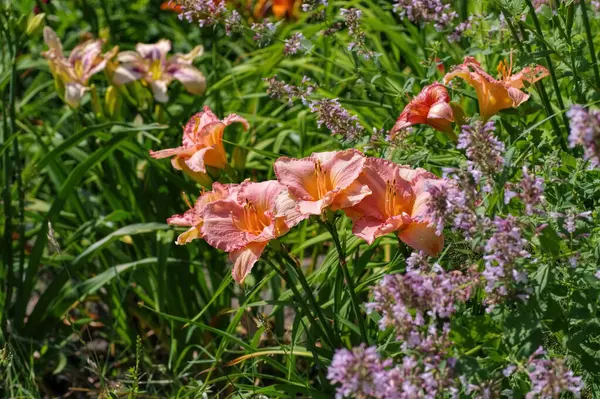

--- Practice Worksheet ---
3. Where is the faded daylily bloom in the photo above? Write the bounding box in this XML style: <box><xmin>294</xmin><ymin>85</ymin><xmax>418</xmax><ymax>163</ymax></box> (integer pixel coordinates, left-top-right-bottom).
<box><xmin>42</xmin><ymin>27</ymin><xmax>118</xmax><ymax>108</ymax></box>
<box><xmin>202</xmin><ymin>180</ymin><xmax>306</xmax><ymax>284</ymax></box>
<box><xmin>167</xmin><ymin>183</ymin><xmax>238</xmax><ymax>245</ymax></box>
<box><xmin>113</xmin><ymin>39</ymin><xmax>206</xmax><ymax>103</ymax></box>
<box><xmin>345</xmin><ymin>158</ymin><xmax>444</xmax><ymax>256</ymax></box>
<box><xmin>443</xmin><ymin>56</ymin><xmax>549</xmax><ymax>120</ymax></box>
<box><xmin>273</xmin><ymin>149</ymin><xmax>371</xmax><ymax>216</ymax></box>
<box><xmin>150</xmin><ymin>106</ymin><xmax>249</xmax><ymax>180</ymax></box>
<box><xmin>390</xmin><ymin>83</ymin><xmax>456</xmax><ymax>139</ymax></box>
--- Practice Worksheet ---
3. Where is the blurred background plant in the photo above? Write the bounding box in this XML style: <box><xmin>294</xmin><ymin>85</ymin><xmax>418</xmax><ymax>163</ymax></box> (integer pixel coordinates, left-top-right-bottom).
<box><xmin>1</xmin><ymin>0</ymin><xmax>600</xmax><ymax>397</ymax></box>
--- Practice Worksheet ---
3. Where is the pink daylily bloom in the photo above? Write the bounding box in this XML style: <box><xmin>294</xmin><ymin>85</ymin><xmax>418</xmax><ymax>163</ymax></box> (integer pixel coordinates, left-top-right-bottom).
<box><xmin>390</xmin><ymin>83</ymin><xmax>455</xmax><ymax>138</ymax></box>
<box><xmin>167</xmin><ymin>183</ymin><xmax>237</xmax><ymax>245</ymax></box>
<box><xmin>150</xmin><ymin>106</ymin><xmax>249</xmax><ymax>176</ymax></box>
<box><xmin>345</xmin><ymin>158</ymin><xmax>444</xmax><ymax>256</ymax></box>
<box><xmin>273</xmin><ymin>149</ymin><xmax>372</xmax><ymax>216</ymax></box>
<box><xmin>42</xmin><ymin>27</ymin><xmax>118</xmax><ymax>108</ymax></box>
<box><xmin>202</xmin><ymin>180</ymin><xmax>307</xmax><ymax>284</ymax></box>
<box><xmin>113</xmin><ymin>39</ymin><xmax>206</xmax><ymax>103</ymax></box>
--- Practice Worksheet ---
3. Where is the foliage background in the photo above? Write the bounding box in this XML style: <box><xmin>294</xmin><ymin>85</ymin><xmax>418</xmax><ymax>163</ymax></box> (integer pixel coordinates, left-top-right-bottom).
<box><xmin>2</xmin><ymin>0</ymin><xmax>600</xmax><ymax>397</ymax></box>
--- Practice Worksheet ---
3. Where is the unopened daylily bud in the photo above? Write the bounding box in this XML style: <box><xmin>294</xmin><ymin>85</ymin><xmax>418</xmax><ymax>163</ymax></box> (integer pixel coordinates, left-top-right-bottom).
<box><xmin>26</xmin><ymin>13</ymin><xmax>45</xmax><ymax>36</ymax></box>
<box><xmin>104</xmin><ymin>85</ymin><xmax>120</xmax><ymax>118</ymax></box>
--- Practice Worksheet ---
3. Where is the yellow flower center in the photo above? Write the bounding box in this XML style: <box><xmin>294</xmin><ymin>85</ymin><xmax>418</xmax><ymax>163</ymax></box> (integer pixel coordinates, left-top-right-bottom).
<box><xmin>74</xmin><ymin>59</ymin><xmax>85</xmax><ymax>79</ymax></box>
<box><xmin>150</xmin><ymin>59</ymin><xmax>163</xmax><ymax>81</ymax></box>
<box><xmin>234</xmin><ymin>199</ymin><xmax>268</xmax><ymax>235</ymax></box>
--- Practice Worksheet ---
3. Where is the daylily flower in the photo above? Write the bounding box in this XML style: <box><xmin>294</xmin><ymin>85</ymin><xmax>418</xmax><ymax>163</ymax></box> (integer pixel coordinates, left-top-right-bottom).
<box><xmin>443</xmin><ymin>56</ymin><xmax>549</xmax><ymax>120</ymax></box>
<box><xmin>253</xmin><ymin>0</ymin><xmax>298</xmax><ymax>19</ymax></box>
<box><xmin>390</xmin><ymin>83</ymin><xmax>456</xmax><ymax>139</ymax></box>
<box><xmin>273</xmin><ymin>149</ymin><xmax>372</xmax><ymax>216</ymax></box>
<box><xmin>202</xmin><ymin>180</ymin><xmax>306</xmax><ymax>284</ymax></box>
<box><xmin>167</xmin><ymin>183</ymin><xmax>237</xmax><ymax>245</ymax></box>
<box><xmin>150</xmin><ymin>106</ymin><xmax>249</xmax><ymax>181</ymax></box>
<box><xmin>42</xmin><ymin>27</ymin><xmax>118</xmax><ymax>108</ymax></box>
<box><xmin>345</xmin><ymin>158</ymin><xmax>444</xmax><ymax>256</ymax></box>
<box><xmin>113</xmin><ymin>39</ymin><xmax>206</xmax><ymax>103</ymax></box>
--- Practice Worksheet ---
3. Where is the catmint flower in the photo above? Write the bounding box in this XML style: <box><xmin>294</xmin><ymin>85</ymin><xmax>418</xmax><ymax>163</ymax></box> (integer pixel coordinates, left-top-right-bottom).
<box><xmin>504</xmin><ymin>166</ymin><xmax>545</xmax><ymax>215</ymax></box>
<box><xmin>567</xmin><ymin>105</ymin><xmax>600</xmax><ymax>167</ymax></box>
<box><xmin>264</xmin><ymin>75</ymin><xmax>316</xmax><ymax>104</ymax></box>
<box><xmin>309</xmin><ymin>98</ymin><xmax>365</xmax><ymax>141</ymax></box>
<box><xmin>224</xmin><ymin>10</ymin><xmax>241</xmax><ymax>36</ymax></box>
<box><xmin>251</xmin><ymin>21</ymin><xmax>277</xmax><ymax>47</ymax></box>
<box><xmin>302</xmin><ymin>0</ymin><xmax>328</xmax><ymax>12</ymax></box>
<box><xmin>393</xmin><ymin>0</ymin><xmax>458</xmax><ymax>30</ymax></box>
<box><xmin>327</xmin><ymin>344</ymin><xmax>391</xmax><ymax>399</ymax></box>
<box><xmin>595</xmin><ymin>270</ymin><xmax>600</xmax><ymax>279</ymax></box>
<box><xmin>340</xmin><ymin>8</ymin><xmax>373</xmax><ymax>59</ymax></box>
<box><xmin>457</xmin><ymin>120</ymin><xmax>505</xmax><ymax>184</ymax></box>
<box><xmin>284</xmin><ymin>32</ymin><xmax>305</xmax><ymax>55</ymax></box>
<box><xmin>503</xmin><ymin>364</ymin><xmax>517</xmax><ymax>377</ymax></box>
<box><xmin>448</xmin><ymin>15</ymin><xmax>474</xmax><ymax>42</ymax></box>
<box><xmin>175</xmin><ymin>0</ymin><xmax>227</xmax><ymax>27</ymax></box>
<box><xmin>526</xmin><ymin>347</ymin><xmax>584</xmax><ymax>399</ymax></box>
<box><xmin>483</xmin><ymin>216</ymin><xmax>530</xmax><ymax>305</ymax></box>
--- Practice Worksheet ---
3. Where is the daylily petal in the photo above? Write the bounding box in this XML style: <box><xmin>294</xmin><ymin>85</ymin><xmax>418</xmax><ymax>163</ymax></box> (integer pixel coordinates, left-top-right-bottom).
<box><xmin>398</xmin><ymin>222</ymin><xmax>444</xmax><ymax>256</ymax></box>
<box><xmin>507</xmin><ymin>65</ymin><xmax>549</xmax><ymax>89</ymax></box>
<box><xmin>237</xmin><ymin>180</ymin><xmax>284</xmax><ymax>215</ymax></box>
<box><xmin>170</xmin><ymin>64</ymin><xmax>206</xmax><ymax>95</ymax></box>
<box><xmin>170</xmin><ymin>45</ymin><xmax>204</xmax><ymax>65</ymax></box>
<box><xmin>230</xmin><ymin>242</ymin><xmax>268</xmax><ymax>284</ymax></box>
<box><xmin>150</xmin><ymin>80</ymin><xmax>170</xmax><ymax>103</ymax></box>
<box><xmin>353</xmin><ymin>215</ymin><xmax>409</xmax><ymax>245</ymax></box>
<box><xmin>273</xmin><ymin>189</ymin><xmax>308</xmax><ymax>232</ymax></box>
<box><xmin>185</xmin><ymin>147</ymin><xmax>212</xmax><ymax>173</ymax></box>
<box><xmin>64</xmin><ymin>82</ymin><xmax>88</xmax><ymax>108</ymax></box>
<box><xmin>318</xmin><ymin>149</ymin><xmax>366</xmax><ymax>191</ymax></box>
<box><xmin>113</xmin><ymin>63</ymin><xmax>145</xmax><ymax>85</ymax></box>
<box><xmin>202</xmin><ymin>199</ymin><xmax>253</xmax><ymax>252</ymax></box>
<box><xmin>136</xmin><ymin>39</ymin><xmax>171</xmax><ymax>60</ymax></box>
<box><xmin>149</xmin><ymin>145</ymin><xmax>192</xmax><ymax>160</ymax></box>
<box><xmin>43</xmin><ymin>27</ymin><xmax>63</xmax><ymax>58</ymax></box>
<box><xmin>273</xmin><ymin>157</ymin><xmax>321</xmax><ymax>200</ymax></box>
<box><xmin>390</xmin><ymin>83</ymin><xmax>454</xmax><ymax>138</ymax></box>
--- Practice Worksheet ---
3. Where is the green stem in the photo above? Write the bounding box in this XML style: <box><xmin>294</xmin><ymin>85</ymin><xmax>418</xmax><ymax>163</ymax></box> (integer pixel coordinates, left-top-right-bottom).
<box><xmin>524</xmin><ymin>0</ymin><xmax>570</xmax><ymax>131</ymax></box>
<box><xmin>324</xmin><ymin>221</ymin><xmax>369</xmax><ymax>344</ymax></box>
<box><xmin>502</xmin><ymin>10</ymin><xmax>566</xmax><ymax>151</ymax></box>
<box><xmin>278</xmin><ymin>249</ymin><xmax>339</xmax><ymax>347</ymax></box>
<box><xmin>266</xmin><ymin>254</ymin><xmax>335</xmax><ymax>348</ymax></box>
<box><xmin>580</xmin><ymin>0</ymin><xmax>600</xmax><ymax>89</ymax></box>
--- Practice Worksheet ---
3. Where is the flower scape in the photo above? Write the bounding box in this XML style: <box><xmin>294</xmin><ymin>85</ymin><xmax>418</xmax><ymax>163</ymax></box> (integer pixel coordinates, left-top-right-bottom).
<box><xmin>3</xmin><ymin>0</ymin><xmax>600</xmax><ymax>397</ymax></box>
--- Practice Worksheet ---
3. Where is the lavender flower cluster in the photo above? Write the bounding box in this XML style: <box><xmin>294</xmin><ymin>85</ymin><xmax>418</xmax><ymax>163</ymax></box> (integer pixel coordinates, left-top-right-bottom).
<box><xmin>251</xmin><ymin>21</ymin><xmax>277</xmax><ymax>47</ymax></box>
<box><xmin>393</xmin><ymin>0</ymin><xmax>458</xmax><ymax>30</ymax></box>
<box><xmin>482</xmin><ymin>216</ymin><xmax>530</xmax><ymax>307</ymax></box>
<box><xmin>525</xmin><ymin>347</ymin><xmax>584</xmax><ymax>398</ymax></box>
<box><xmin>264</xmin><ymin>75</ymin><xmax>316</xmax><ymax>104</ymax></box>
<box><xmin>309</xmin><ymin>98</ymin><xmax>365</xmax><ymax>142</ymax></box>
<box><xmin>425</xmin><ymin>169</ymin><xmax>490</xmax><ymax>239</ymax></box>
<box><xmin>567</xmin><ymin>105</ymin><xmax>600</xmax><ymax>168</ymax></box>
<box><xmin>284</xmin><ymin>32</ymin><xmax>306</xmax><ymax>55</ymax></box>
<box><xmin>340</xmin><ymin>8</ymin><xmax>373</xmax><ymax>59</ymax></box>
<box><xmin>327</xmin><ymin>256</ymin><xmax>478</xmax><ymax>398</ymax></box>
<box><xmin>173</xmin><ymin>0</ymin><xmax>227</xmax><ymax>27</ymax></box>
<box><xmin>504</xmin><ymin>166</ymin><xmax>545</xmax><ymax>215</ymax></box>
<box><xmin>457</xmin><ymin>120</ymin><xmax>505</xmax><ymax>188</ymax></box>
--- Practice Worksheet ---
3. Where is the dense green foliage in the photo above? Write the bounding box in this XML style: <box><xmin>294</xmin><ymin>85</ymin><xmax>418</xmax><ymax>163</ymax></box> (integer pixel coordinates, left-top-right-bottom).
<box><xmin>2</xmin><ymin>0</ymin><xmax>600</xmax><ymax>397</ymax></box>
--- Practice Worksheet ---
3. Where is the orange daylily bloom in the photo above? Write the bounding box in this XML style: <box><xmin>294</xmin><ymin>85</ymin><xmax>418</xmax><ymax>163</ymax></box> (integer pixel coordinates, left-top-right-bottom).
<box><xmin>202</xmin><ymin>180</ymin><xmax>306</xmax><ymax>283</ymax></box>
<box><xmin>167</xmin><ymin>183</ymin><xmax>237</xmax><ymax>245</ymax></box>
<box><xmin>160</xmin><ymin>1</ymin><xmax>183</xmax><ymax>12</ymax></box>
<box><xmin>273</xmin><ymin>150</ymin><xmax>372</xmax><ymax>216</ymax></box>
<box><xmin>344</xmin><ymin>158</ymin><xmax>445</xmax><ymax>256</ymax></box>
<box><xmin>443</xmin><ymin>56</ymin><xmax>549</xmax><ymax>120</ymax></box>
<box><xmin>253</xmin><ymin>0</ymin><xmax>299</xmax><ymax>19</ymax></box>
<box><xmin>150</xmin><ymin>106</ymin><xmax>248</xmax><ymax>181</ymax></box>
<box><xmin>390</xmin><ymin>83</ymin><xmax>455</xmax><ymax>139</ymax></box>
